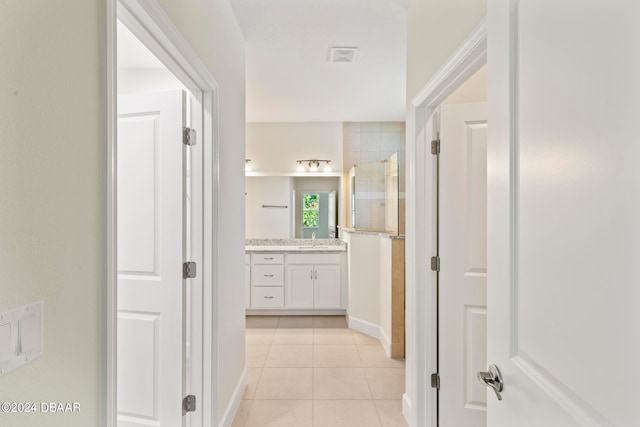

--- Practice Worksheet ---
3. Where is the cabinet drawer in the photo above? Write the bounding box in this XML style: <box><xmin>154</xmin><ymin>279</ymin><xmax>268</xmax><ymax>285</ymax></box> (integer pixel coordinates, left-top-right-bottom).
<box><xmin>252</xmin><ymin>287</ymin><xmax>284</xmax><ymax>308</ymax></box>
<box><xmin>287</xmin><ymin>253</ymin><xmax>340</xmax><ymax>265</ymax></box>
<box><xmin>252</xmin><ymin>253</ymin><xmax>284</xmax><ymax>265</ymax></box>
<box><xmin>252</xmin><ymin>265</ymin><xmax>284</xmax><ymax>286</ymax></box>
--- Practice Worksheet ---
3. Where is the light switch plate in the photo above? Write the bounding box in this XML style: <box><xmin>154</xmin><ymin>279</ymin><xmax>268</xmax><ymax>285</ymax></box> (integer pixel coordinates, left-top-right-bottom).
<box><xmin>0</xmin><ymin>302</ymin><xmax>43</xmax><ymax>376</ymax></box>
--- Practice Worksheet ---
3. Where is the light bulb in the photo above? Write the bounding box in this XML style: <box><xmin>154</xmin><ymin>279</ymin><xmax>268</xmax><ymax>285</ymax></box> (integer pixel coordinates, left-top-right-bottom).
<box><xmin>323</xmin><ymin>161</ymin><xmax>332</xmax><ymax>172</ymax></box>
<box><xmin>296</xmin><ymin>162</ymin><xmax>305</xmax><ymax>172</ymax></box>
<box><xmin>245</xmin><ymin>160</ymin><xmax>252</xmax><ymax>171</ymax></box>
<box><xmin>309</xmin><ymin>161</ymin><xmax>319</xmax><ymax>172</ymax></box>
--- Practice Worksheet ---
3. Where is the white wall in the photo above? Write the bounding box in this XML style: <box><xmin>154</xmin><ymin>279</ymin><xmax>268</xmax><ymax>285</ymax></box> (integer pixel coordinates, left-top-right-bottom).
<box><xmin>344</xmin><ymin>231</ymin><xmax>395</xmax><ymax>354</ymax></box>
<box><xmin>117</xmin><ymin>21</ymin><xmax>187</xmax><ymax>95</ymax></box>
<box><xmin>345</xmin><ymin>232</ymin><xmax>381</xmax><ymax>326</ymax></box>
<box><xmin>442</xmin><ymin>64</ymin><xmax>487</xmax><ymax>105</ymax></box>
<box><xmin>155</xmin><ymin>0</ymin><xmax>246</xmax><ymax>423</ymax></box>
<box><xmin>0</xmin><ymin>1</ymin><xmax>104</xmax><ymax>425</ymax></box>
<box><xmin>246</xmin><ymin>176</ymin><xmax>293</xmax><ymax>239</ymax></box>
<box><xmin>117</xmin><ymin>68</ymin><xmax>187</xmax><ymax>95</ymax></box>
<box><xmin>246</xmin><ymin>122</ymin><xmax>343</xmax><ymax>174</ymax></box>
<box><xmin>406</xmin><ymin>0</ymin><xmax>486</xmax><ymax>104</ymax></box>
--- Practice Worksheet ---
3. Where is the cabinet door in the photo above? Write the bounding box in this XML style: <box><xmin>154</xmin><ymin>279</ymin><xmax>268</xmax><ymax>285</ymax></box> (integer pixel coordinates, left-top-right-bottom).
<box><xmin>287</xmin><ymin>265</ymin><xmax>314</xmax><ymax>308</ymax></box>
<box><xmin>245</xmin><ymin>264</ymin><xmax>251</xmax><ymax>309</ymax></box>
<box><xmin>314</xmin><ymin>265</ymin><xmax>341</xmax><ymax>308</ymax></box>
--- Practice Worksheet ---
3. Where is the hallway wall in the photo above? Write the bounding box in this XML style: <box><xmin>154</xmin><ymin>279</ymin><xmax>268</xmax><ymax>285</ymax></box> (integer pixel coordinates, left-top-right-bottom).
<box><xmin>0</xmin><ymin>0</ymin><xmax>246</xmax><ymax>426</ymax></box>
<box><xmin>0</xmin><ymin>1</ymin><xmax>105</xmax><ymax>425</ymax></box>
<box><xmin>406</xmin><ymin>0</ymin><xmax>486</xmax><ymax>104</ymax></box>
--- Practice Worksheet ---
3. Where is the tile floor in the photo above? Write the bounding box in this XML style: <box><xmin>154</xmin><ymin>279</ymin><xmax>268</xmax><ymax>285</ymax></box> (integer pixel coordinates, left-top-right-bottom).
<box><xmin>232</xmin><ymin>315</ymin><xmax>409</xmax><ymax>427</ymax></box>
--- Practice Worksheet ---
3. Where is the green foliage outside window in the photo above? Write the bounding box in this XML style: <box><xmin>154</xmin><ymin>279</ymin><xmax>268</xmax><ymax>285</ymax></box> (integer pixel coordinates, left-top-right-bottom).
<box><xmin>303</xmin><ymin>194</ymin><xmax>319</xmax><ymax>228</ymax></box>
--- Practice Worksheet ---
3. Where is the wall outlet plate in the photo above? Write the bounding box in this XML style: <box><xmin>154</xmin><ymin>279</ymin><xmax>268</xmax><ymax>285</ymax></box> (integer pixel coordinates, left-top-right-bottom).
<box><xmin>0</xmin><ymin>301</ymin><xmax>43</xmax><ymax>376</ymax></box>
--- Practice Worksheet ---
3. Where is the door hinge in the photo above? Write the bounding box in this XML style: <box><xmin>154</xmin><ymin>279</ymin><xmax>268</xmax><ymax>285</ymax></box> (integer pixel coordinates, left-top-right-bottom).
<box><xmin>182</xmin><ymin>394</ymin><xmax>196</xmax><ymax>415</ymax></box>
<box><xmin>430</xmin><ymin>256</ymin><xmax>440</xmax><ymax>272</ymax></box>
<box><xmin>431</xmin><ymin>139</ymin><xmax>440</xmax><ymax>155</ymax></box>
<box><xmin>431</xmin><ymin>373</ymin><xmax>440</xmax><ymax>389</ymax></box>
<box><xmin>183</xmin><ymin>261</ymin><xmax>197</xmax><ymax>279</ymax></box>
<box><xmin>183</xmin><ymin>127</ymin><xmax>197</xmax><ymax>146</ymax></box>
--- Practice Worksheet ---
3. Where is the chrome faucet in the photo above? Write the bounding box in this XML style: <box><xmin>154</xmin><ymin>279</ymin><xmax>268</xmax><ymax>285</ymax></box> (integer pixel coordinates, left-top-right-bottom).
<box><xmin>312</xmin><ymin>231</ymin><xmax>316</xmax><ymax>246</ymax></box>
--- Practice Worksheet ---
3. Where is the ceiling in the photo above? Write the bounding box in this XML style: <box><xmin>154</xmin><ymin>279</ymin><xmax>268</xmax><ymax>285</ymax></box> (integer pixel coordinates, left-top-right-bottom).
<box><xmin>230</xmin><ymin>0</ymin><xmax>407</xmax><ymax>122</ymax></box>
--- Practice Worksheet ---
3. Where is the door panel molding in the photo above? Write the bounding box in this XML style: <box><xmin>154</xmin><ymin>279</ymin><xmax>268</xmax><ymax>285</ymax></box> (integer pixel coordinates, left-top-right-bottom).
<box><xmin>463</xmin><ymin>305</ymin><xmax>487</xmax><ymax>411</ymax></box>
<box><xmin>464</xmin><ymin>121</ymin><xmax>488</xmax><ymax>278</ymax></box>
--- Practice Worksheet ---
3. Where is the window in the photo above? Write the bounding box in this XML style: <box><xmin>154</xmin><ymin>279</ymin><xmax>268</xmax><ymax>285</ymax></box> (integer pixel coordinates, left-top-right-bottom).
<box><xmin>302</xmin><ymin>193</ymin><xmax>319</xmax><ymax>228</ymax></box>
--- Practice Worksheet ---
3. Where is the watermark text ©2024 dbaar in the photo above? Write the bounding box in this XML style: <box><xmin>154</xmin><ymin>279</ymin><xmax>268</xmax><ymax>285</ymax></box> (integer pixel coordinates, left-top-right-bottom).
<box><xmin>1</xmin><ymin>401</ymin><xmax>81</xmax><ymax>413</ymax></box>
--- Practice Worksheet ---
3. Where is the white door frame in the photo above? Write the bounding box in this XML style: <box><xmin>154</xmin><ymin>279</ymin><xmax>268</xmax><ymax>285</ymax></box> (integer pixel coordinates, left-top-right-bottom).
<box><xmin>404</xmin><ymin>19</ymin><xmax>486</xmax><ymax>427</ymax></box>
<box><xmin>106</xmin><ymin>1</ymin><xmax>220</xmax><ymax>426</ymax></box>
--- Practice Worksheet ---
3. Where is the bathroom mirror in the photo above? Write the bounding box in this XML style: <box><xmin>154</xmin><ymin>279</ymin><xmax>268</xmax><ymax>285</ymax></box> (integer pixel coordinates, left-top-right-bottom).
<box><xmin>245</xmin><ymin>176</ymin><xmax>340</xmax><ymax>239</ymax></box>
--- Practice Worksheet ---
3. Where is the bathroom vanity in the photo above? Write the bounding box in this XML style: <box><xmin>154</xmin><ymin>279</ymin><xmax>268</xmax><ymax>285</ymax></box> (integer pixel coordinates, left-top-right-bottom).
<box><xmin>245</xmin><ymin>239</ymin><xmax>347</xmax><ymax>315</ymax></box>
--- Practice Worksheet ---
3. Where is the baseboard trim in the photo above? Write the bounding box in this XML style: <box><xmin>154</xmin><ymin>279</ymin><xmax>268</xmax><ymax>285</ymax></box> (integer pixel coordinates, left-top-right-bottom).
<box><xmin>217</xmin><ymin>367</ymin><xmax>247</xmax><ymax>427</ymax></box>
<box><xmin>246</xmin><ymin>309</ymin><xmax>346</xmax><ymax>316</ymax></box>
<box><xmin>402</xmin><ymin>393</ymin><xmax>413</xmax><ymax>427</ymax></box>
<box><xmin>347</xmin><ymin>315</ymin><xmax>380</xmax><ymax>338</ymax></box>
<box><xmin>379</xmin><ymin>328</ymin><xmax>392</xmax><ymax>358</ymax></box>
<box><xmin>347</xmin><ymin>316</ymin><xmax>395</xmax><ymax>358</ymax></box>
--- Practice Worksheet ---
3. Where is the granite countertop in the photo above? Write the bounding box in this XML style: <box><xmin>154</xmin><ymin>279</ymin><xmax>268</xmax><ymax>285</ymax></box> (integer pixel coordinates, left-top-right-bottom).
<box><xmin>246</xmin><ymin>238</ymin><xmax>347</xmax><ymax>253</ymax></box>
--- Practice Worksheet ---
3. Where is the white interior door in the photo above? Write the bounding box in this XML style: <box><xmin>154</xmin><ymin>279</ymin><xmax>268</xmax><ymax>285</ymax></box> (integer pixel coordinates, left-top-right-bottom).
<box><xmin>328</xmin><ymin>191</ymin><xmax>337</xmax><ymax>238</ymax></box>
<box><xmin>439</xmin><ymin>103</ymin><xmax>487</xmax><ymax>427</ymax></box>
<box><xmin>488</xmin><ymin>1</ymin><xmax>640</xmax><ymax>425</ymax></box>
<box><xmin>117</xmin><ymin>89</ymin><xmax>187</xmax><ymax>427</ymax></box>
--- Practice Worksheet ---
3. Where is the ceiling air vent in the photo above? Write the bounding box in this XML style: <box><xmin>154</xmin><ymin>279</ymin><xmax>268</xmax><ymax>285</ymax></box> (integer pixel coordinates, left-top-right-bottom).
<box><xmin>329</xmin><ymin>47</ymin><xmax>358</xmax><ymax>63</ymax></box>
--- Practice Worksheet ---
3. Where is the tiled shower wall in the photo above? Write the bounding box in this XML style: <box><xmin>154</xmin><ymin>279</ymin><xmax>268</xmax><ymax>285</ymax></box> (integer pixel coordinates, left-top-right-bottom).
<box><xmin>342</xmin><ymin>122</ymin><xmax>405</xmax><ymax>173</ymax></box>
<box><xmin>342</xmin><ymin>122</ymin><xmax>406</xmax><ymax>234</ymax></box>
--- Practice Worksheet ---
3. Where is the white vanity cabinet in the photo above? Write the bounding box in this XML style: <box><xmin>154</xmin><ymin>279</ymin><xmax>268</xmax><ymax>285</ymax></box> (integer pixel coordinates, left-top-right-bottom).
<box><xmin>246</xmin><ymin>250</ymin><xmax>345</xmax><ymax>313</ymax></box>
<box><xmin>286</xmin><ymin>254</ymin><xmax>342</xmax><ymax>309</ymax></box>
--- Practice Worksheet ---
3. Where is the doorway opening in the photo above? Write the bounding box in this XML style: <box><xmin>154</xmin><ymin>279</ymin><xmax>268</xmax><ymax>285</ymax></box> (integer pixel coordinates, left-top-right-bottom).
<box><xmin>106</xmin><ymin>1</ymin><xmax>221</xmax><ymax>426</ymax></box>
<box><xmin>405</xmin><ymin>19</ymin><xmax>486</xmax><ymax>427</ymax></box>
<box><xmin>116</xmin><ymin>19</ymin><xmax>203</xmax><ymax>427</ymax></box>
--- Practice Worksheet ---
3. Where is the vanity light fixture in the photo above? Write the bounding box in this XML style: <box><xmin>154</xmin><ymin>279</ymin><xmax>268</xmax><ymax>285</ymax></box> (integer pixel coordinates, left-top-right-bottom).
<box><xmin>296</xmin><ymin>159</ymin><xmax>333</xmax><ymax>173</ymax></box>
<box><xmin>245</xmin><ymin>159</ymin><xmax>252</xmax><ymax>171</ymax></box>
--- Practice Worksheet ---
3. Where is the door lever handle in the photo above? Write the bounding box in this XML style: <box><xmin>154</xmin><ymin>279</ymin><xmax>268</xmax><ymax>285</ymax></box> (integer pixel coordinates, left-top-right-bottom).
<box><xmin>477</xmin><ymin>364</ymin><xmax>504</xmax><ymax>401</ymax></box>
